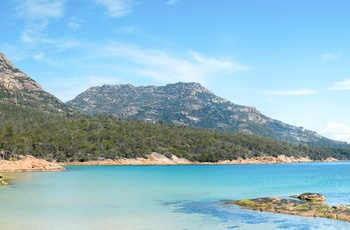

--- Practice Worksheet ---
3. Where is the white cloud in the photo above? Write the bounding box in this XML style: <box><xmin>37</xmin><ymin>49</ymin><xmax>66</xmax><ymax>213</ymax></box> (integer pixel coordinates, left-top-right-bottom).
<box><xmin>166</xmin><ymin>0</ymin><xmax>181</xmax><ymax>5</ymax></box>
<box><xmin>100</xmin><ymin>42</ymin><xmax>246</xmax><ymax>83</ymax></box>
<box><xmin>321</xmin><ymin>122</ymin><xmax>350</xmax><ymax>143</ymax></box>
<box><xmin>321</xmin><ymin>53</ymin><xmax>340</xmax><ymax>62</ymax></box>
<box><xmin>68</xmin><ymin>18</ymin><xmax>83</xmax><ymax>30</ymax></box>
<box><xmin>33</xmin><ymin>52</ymin><xmax>45</xmax><ymax>60</ymax></box>
<box><xmin>329</xmin><ymin>79</ymin><xmax>350</xmax><ymax>90</ymax></box>
<box><xmin>8</xmin><ymin>1</ymin><xmax>78</xmax><ymax>63</ymax></box>
<box><xmin>68</xmin><ymin>21</ymin><xmax>82</xmax><ymax>30</ymax></box>
<box><xmin>16</xmin><ymin>0</ymin><xmax>65</xmax><ymax>44</ymax></box>
<box><xmin>94</xmin><ymin>0</ymin><xmax>134</xmax><ymax>17</ymax></box>
<box><xmin>40</xmin><ymin>41</ymin><xmax>246</xmax><ymax>100</ymax></box>
<box><xmin>264</xmin><ymin>89</ymin><xmax>317</xmax><ymax>96</ymax></box>
<box><xmin>16</xmin><ymin>0</ymin><xmax>65</xmax><ymax>20</ymax></box>
<box><xmin>1</xmin><ymin>38</ymin><xmax>79</xmax><ymax>63</ymax></box>
<box><xmin>20</xmin><ymin>21</ymin><xmax>50</xmax><ymax>43</ymax></box>
<box><xmin>33</xmin><ymin>52</ymin><xmax>62</xmax><ymax>66</ymax></box>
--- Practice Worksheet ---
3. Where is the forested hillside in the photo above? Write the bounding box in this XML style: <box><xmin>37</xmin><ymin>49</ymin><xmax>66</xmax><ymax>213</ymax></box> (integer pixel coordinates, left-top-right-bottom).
<box><xmin>1</xmin><ymin>102</ymin><xmax>349</xmax><ymax>162</ymax></box>
<box><xmin>67</xmin><ymin>82</ymin><xmax>349</xmax><ymax>148</ymax></box>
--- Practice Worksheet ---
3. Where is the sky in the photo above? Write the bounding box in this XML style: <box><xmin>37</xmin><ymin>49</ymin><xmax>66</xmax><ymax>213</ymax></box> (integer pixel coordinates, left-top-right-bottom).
<box><xmin>1</xmin><ymin>0</ymin><xmax>350</xmax><ymax>143</ymax></box>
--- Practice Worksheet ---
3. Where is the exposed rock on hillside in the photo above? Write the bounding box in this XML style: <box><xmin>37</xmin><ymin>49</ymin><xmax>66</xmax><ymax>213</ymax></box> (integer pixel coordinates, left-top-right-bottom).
<box><xmin>0</xmin><ymin>53</ymin><xmax>74</xmax><ymax>114</ymax></box>
<box><xmin>0</xmin><ymin>53</ymin><xmax>42</xmax><ymax>91</ymax></box>
<box><xmin>67</xmin><ymin>82</ymin><xmax>347</xmax><ymax>147</ymax></box>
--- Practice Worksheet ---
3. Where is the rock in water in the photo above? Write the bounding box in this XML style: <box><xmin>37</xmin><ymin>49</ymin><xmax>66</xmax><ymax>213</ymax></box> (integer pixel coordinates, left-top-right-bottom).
<box><xmin>227</xmin><ymin>193</ymin><xmax>350</xmax><ymax>223</ymax></box>
<box><xmin>297</xmin><ymin>193</ymin><xmax>326</xmax><ymax>201</ymax></box>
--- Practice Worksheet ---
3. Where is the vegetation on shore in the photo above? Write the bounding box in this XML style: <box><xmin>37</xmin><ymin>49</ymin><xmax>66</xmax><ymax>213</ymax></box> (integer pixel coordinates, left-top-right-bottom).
<box><xmin>1</xmin><ymin>102</ymin><xmax>350</xmax><ymax>163</ymax></box>
<box><xmin>0</xmin><ymin>174</ymin><xmax>8</xmax><ymax>185</ymax></box>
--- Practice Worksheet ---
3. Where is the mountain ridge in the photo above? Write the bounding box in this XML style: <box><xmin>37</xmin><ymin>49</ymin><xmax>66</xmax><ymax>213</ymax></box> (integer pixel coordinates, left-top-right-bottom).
<box><xmin>0</xmin><ymin>52</ymin><xmax>347</xmax><ymax>148</ymax></box>
<box><xmin>67</xmin><ymin>82</ymin><xmax>348</xmax><ymax>148</ymax></box>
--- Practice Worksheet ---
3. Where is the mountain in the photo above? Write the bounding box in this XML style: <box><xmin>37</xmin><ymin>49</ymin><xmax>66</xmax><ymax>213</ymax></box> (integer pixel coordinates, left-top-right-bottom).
<box><xmin>0</xmin><ymin>53</ymin><xmax>73</xmax><ymax>114</ymax></box>
<box><xmin>1</xmin><ymin>53</ymin><xmax>349</xmax><ymax>162</ymax></box>
<box><xmin>67</xmin><ymin>82</ymin><xmax>348</xmax><ymax>148</ymax></box>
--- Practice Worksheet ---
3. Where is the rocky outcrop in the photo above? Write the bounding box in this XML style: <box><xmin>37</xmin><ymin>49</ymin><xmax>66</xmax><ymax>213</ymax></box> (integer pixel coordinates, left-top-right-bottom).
<box><xmin>293</xmin><ymin>193</ymin><xmax>326</xmax><ymax>202</ymax></box>
<box><xmin>227</xmin><ymin>193</ymin><xmax>350</xmax><ymax>222</ymax></box>
<box><xmin>218</xmin><ymin>155</ymin><xmax>338</xmax><ymax>165</ymax></box>
<box><xmin>0</xmin><ymin>52</ymin><xmax>74</xmax><ymax>114</ymax></box>
<box><xmin>0</xmin><ymin>155</ymin><xmax>65</xmax><ymax>172</ymax></box>
<box><xmin>0</xmin><ymin>53</ymin><xmax>42</xmax><ymax>91</ymax></box>
<box><xmin>216</xmin><ymin>155</ymin><xmax>317</xmax><ymax>164</ymax></box>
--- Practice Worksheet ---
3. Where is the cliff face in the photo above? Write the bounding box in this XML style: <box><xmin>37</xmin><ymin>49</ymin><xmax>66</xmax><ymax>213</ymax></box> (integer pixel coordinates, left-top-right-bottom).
<box><xmin>67</xmin><ymin>82</ymin><xmax>347</xmax><ymax>147</ymax></box>
<box><xmin>0</xmin><ymin>53</ymin><xmax>73</xmax><ymax>114</ymax></box>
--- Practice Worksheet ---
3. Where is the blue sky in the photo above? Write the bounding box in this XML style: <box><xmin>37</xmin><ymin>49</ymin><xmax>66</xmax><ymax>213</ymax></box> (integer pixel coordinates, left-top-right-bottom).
<box><xmin>1</xmin><ymin>0</ymin><xmax>350</xmax><ymax>142</ymax></box>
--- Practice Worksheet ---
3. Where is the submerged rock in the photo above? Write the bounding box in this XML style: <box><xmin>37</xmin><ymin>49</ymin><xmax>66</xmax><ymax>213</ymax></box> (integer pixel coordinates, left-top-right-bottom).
<box><xmin>227</xmin><ymin>193</ymin><xmax>350</xmax><ymax>223</ymax></box>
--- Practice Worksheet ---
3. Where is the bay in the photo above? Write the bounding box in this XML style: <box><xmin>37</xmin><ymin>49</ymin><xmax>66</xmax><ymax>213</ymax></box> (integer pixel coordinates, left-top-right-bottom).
<box><xmin>1</xmin><ymin>162</ymin><xmax>350</xmax><ymax>229</ymax></box>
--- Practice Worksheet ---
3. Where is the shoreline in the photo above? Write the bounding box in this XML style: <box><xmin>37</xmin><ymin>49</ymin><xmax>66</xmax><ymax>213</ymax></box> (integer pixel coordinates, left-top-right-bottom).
<box><xmin>64</xmin><ymin>152</ymin><xmax>340</xmax><ymax>166</ymax></box>
<box><xmin>0</xmin><ymin>153</ymin><xmax>341</xmax><ymax>174</ymax></box>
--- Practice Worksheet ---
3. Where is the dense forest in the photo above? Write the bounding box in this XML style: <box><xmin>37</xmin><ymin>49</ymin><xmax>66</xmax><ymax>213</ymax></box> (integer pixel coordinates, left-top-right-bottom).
<box><xmin>1</xmin><ymin>102</ymin><xmax>350</xmax><ymax>162</ymax></box>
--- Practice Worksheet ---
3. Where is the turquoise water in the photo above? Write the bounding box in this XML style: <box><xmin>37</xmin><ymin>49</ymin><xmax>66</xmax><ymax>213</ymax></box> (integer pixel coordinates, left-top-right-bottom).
<box><xmin>1</xmin><ymin>163</ymin><xmax>350</xmax><ymax>229</ymax></box>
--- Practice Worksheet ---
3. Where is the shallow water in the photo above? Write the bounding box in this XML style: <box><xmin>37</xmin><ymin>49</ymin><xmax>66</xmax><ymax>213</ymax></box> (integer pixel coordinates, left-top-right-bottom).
<box><xmin>1</xmin><ymin>163</ymin><xmax>350</xmax><ymax>229</ymax></box>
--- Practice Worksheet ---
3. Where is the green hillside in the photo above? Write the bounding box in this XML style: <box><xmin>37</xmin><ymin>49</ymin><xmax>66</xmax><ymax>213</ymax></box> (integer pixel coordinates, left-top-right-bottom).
<box><xmin>1</xmin><ymin>102</ymin><xmax>349</xmax><ymax>162</ymax></box>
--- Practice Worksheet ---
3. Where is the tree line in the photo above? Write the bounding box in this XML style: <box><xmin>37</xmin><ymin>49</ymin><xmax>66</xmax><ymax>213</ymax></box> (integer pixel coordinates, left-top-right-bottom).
<box><xmin>0</xmin><ymin>102</ymin><xmax>350</xmax><ymax>162</ymax></box>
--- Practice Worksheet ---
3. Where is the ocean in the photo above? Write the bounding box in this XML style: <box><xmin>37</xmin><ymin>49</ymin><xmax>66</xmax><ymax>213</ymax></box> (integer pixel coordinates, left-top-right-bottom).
<box><xmin>1</xmin><ymin>163</ymin><xmax>350</xmax><ymax>229</ymax></box>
